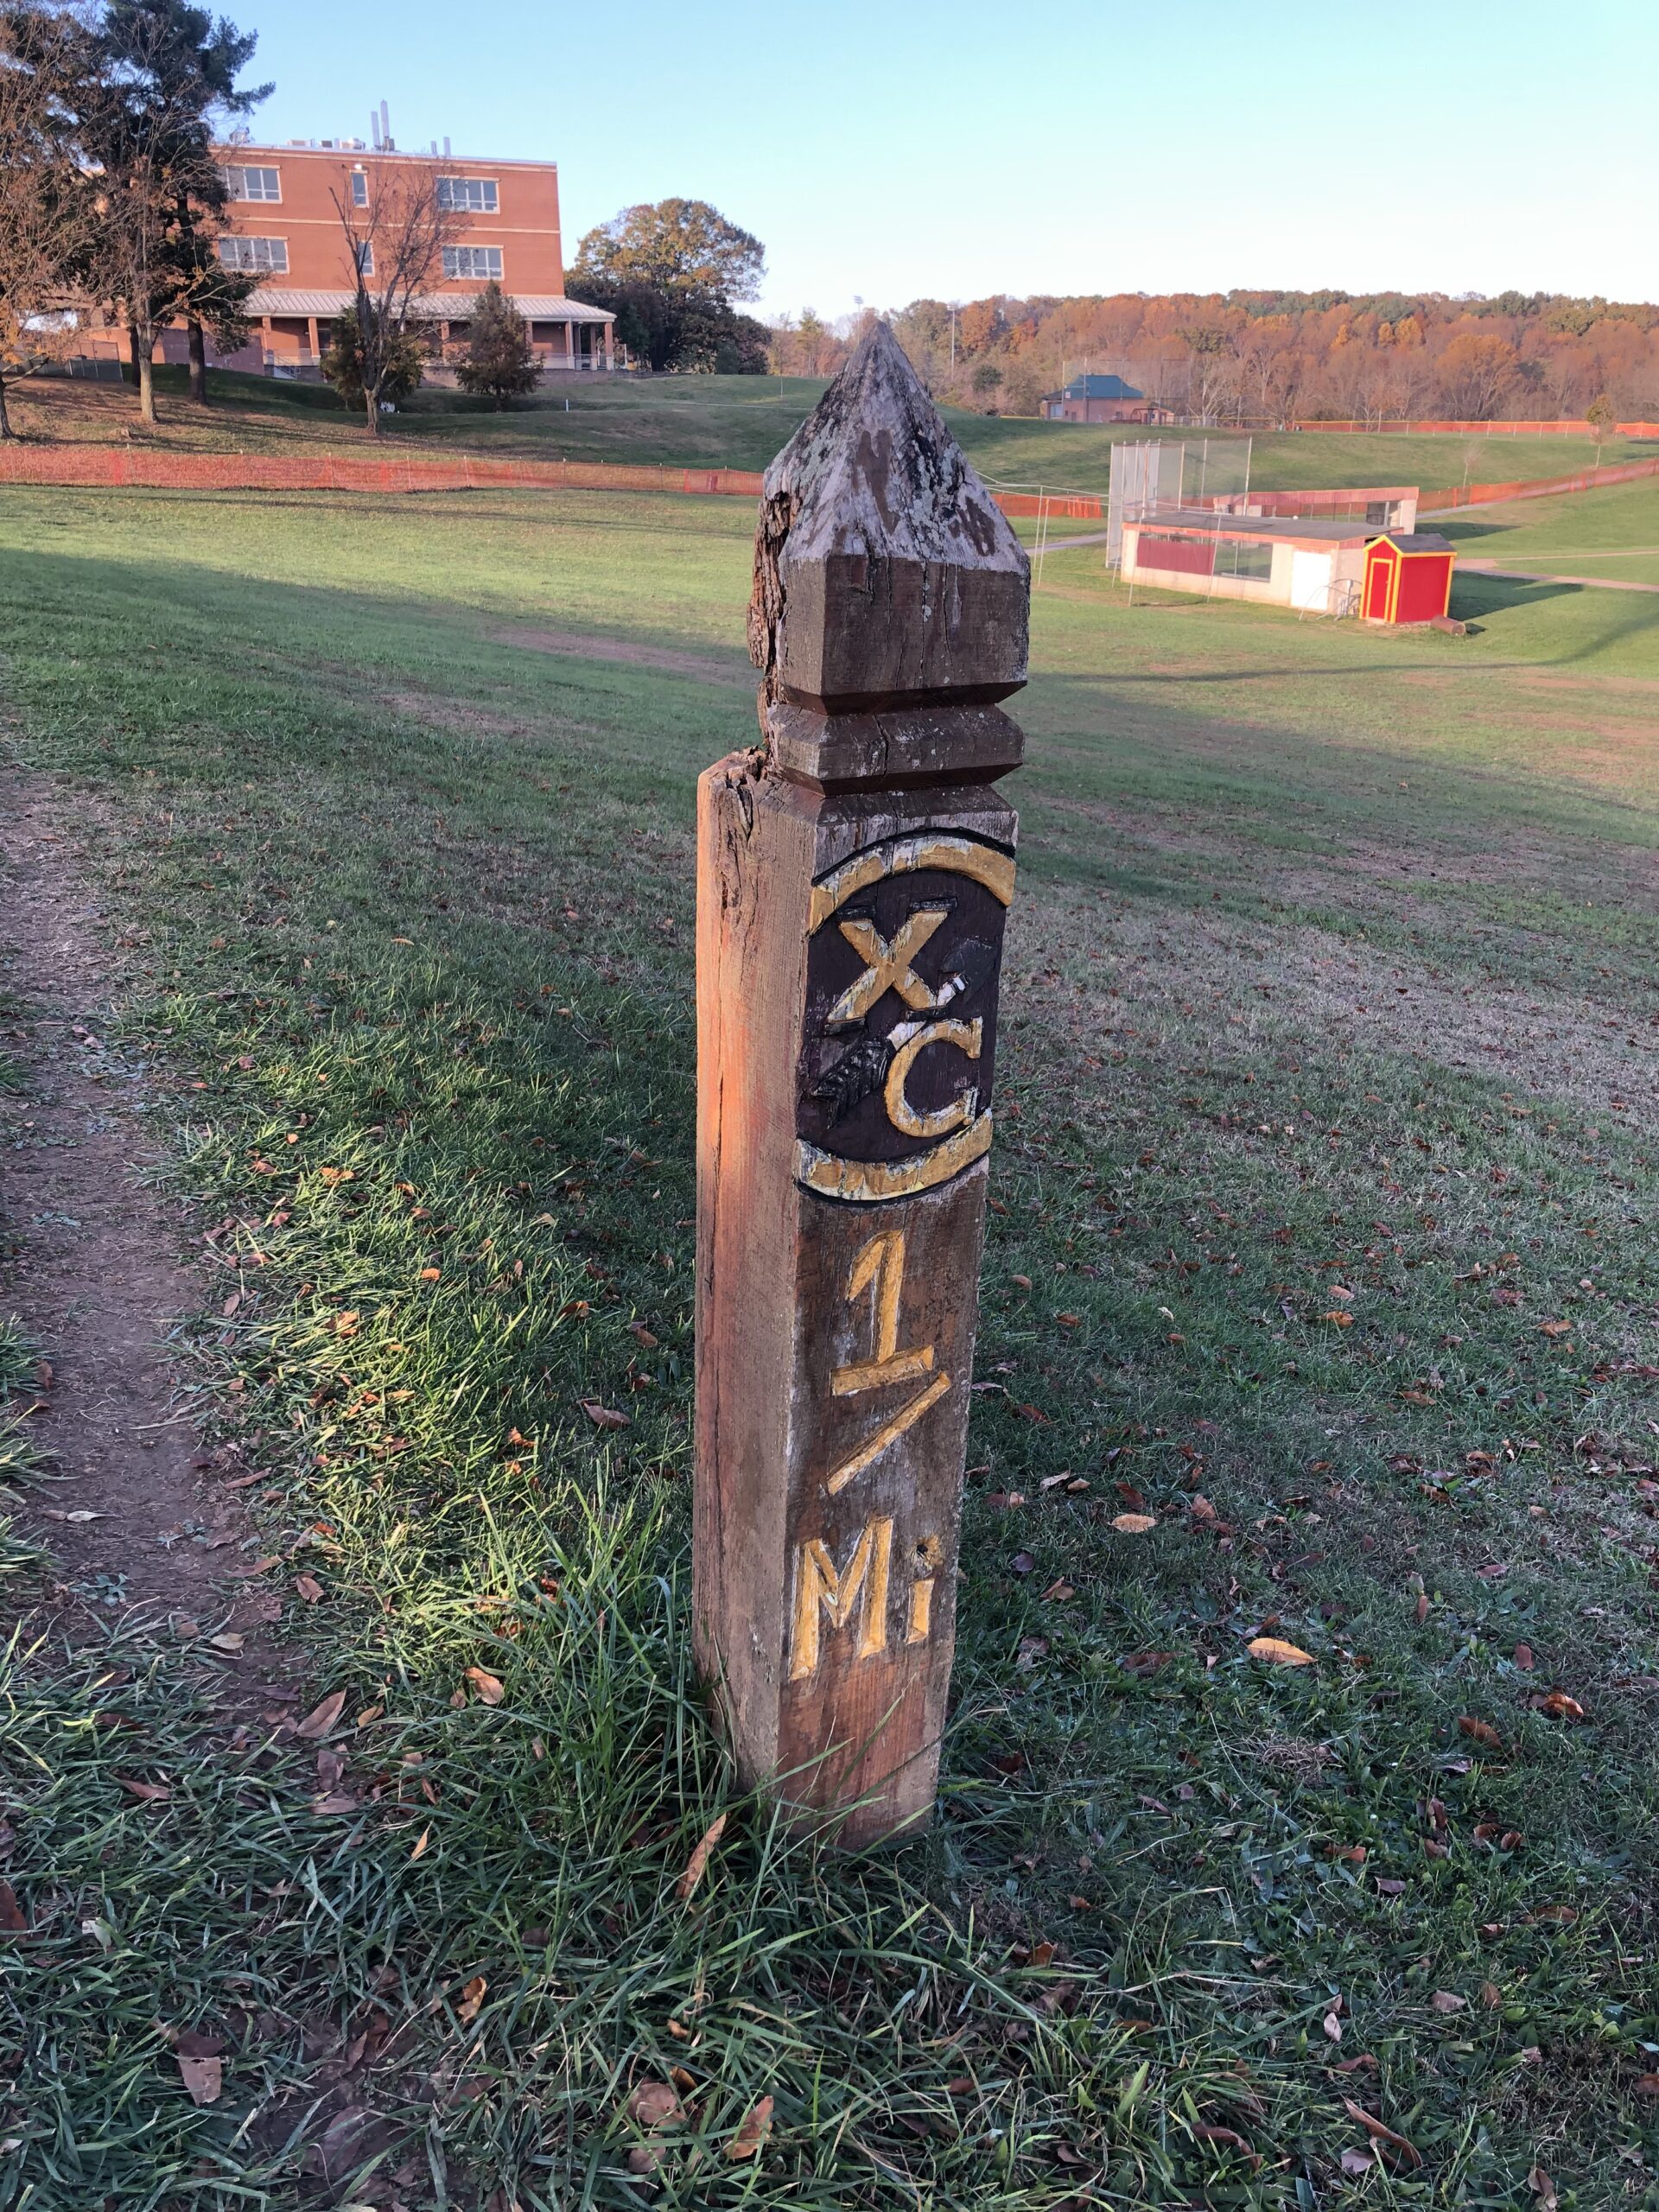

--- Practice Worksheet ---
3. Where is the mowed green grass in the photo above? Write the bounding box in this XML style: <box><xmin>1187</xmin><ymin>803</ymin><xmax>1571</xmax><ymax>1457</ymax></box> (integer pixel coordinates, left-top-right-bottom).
<box><xmin>0</xmin><ymin>480</ymin><xmax>1657</xmax><ymax>2207</ymax></box>
<box><xmin>19</xmin><ymin>359</ymin><xmax>1656</xmax><ymax>499</ymax></box>
<box><xmin>1439</xmin><ymin>475</ymin><xmax>1659</xmax><ymax>587</ymax></box>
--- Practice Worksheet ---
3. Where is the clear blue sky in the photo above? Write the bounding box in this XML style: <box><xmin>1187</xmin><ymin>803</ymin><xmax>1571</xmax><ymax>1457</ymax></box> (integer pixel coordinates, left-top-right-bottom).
<box><xmin>234</xmin><ymin>0</ymin><xmax>1655</xmax><ymax>318</ymax></box>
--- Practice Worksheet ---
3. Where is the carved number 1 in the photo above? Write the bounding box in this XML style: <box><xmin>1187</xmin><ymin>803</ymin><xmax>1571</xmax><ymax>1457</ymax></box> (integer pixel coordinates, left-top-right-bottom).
<box><xmin>827</xmin><ymin>1230</ymin><xmax>950</xmax><ymax>1494</ymax></box>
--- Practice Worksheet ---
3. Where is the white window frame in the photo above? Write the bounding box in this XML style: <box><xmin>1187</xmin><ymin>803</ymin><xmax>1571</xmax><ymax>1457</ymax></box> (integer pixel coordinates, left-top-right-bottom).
<box><xmin>353</xmin><ymin>239</ymin><xmax>374</xmax><ymax>278</ymax></box>
<box><xmin>436</xmin><ymin>176</ymin><xmax>499</xmax><ymax>214</ymax></box>
<box><xmin>221</xmin><ymin>163</ymin><xmax>281</xmax><ymax>203</ymax></box>
<box><xmin>350</xmin><ymin>168</ymin><xmax>368</xmax><ymax>207</ymax></box>
<box><xmin>442</xmin><ymin>245</ymin><xmax>503</xmax><ymax>282</ymax></box>
<box><xmin>217</xmin><ymin>235</ymin><xmax>289</xmax><ymax>274</ymax></box>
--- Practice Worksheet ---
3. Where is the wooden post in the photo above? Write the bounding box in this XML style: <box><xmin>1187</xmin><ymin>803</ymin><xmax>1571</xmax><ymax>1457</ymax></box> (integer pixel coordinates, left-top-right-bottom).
<box><xmin>695</xmin><ymin>324</ymin><xmax>1027</xmax><ymax>1846</ymax></box>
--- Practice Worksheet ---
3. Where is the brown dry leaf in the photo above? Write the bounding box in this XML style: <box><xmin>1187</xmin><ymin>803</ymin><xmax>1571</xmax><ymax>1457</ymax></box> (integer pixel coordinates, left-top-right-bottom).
<box><xmin>310</xmin><ymin>1792</ymin><xmax>358</xmax><ymax>1815</ymax></box>
<box><xmin>1248</xmin><ymin>1637</ymin><xmax>1314</xmax><ymax>1667</ymax></box>
<box><xmin>1340</xmin><ymin>2146</ymin><xmax>1375</xmax><ymax>2176</ymax></box>
<box><xmin>1539</xmin><ymin>1320</ymin><xmax>1572</xmax><ymax>1339</ymax></box>
<box><xmin>465</xmin><ymin>1666</ymin><xmax>505</xmax><ymax>1707</ymax></box>
<box><xmin>1010</xmin><ymin>1274</ymin><xmax>1032</xmax><ymax>1291</ymax></box>
<box><xmin>295</xmin><ymin>1689</ymin><xmax>347</xmax><ymax>1741</ymax></box>
<box><xmin>118</xmin><ymin>1777</ymin><xmax>171</xmax><ymax>1802</ymax></box>
<box><xmin>1430</xmin><ymin>1990</ymin><xmax>1465</xmax><ymax>2014</ymax></box>
<box><xmin>726</xmin><ymin>2094</ymin><xmax>773</xmax><ymax>2162</ymax></box>
<box><xmin>628</xmin><ymin>1320</ymin><xmax>659</xmax><ymax>1349</ymax></box>
<box><xmin>1111</xmin><ymin>1512</ymin><xmax>1157</xmax><ymax>1535</ymax></box>
<box><xmin>295</xmin><ymin>1574</ymin><xmax>324</xmax><ymax>1604</ymax></box>
<box><xmin>1055</xmin><ymin>1312</ymin><xmax>1081</xmax><ymax>1329</ymax></box>
<box><xmin>1342</xmin><ymin>2098</ymin><xmax>1422</xmax><ymax>2167</ymax></box>
<box><xmin>455</xmin><ymin>1974</ymin><xmax>487</xmax><ymax>2025</ymax></box>
<box><xmin>1480</xmin><ymin>1981</ymin><xmax>1503</xmax><ymax>2009</ymax></box>
<box><xmin>1399</xmin><ymin>1388</ymin><xmax>1436</xmax><ymax>1408</ymax></box>
<box><xmin>1322</xmin><ymin>2009</ymin><xmax>1343</xmax><ymax>2043</ymax></box>
<box><xmin>1414</xmin><ymin>1592</ymin><xmax>1430</xmax><ymax>1624</ymax></box>
<box><xmin>208</xmin><ymin>1631</ymin><xmax>244</xmax><ymax>1654</ymax></box>
<box><xmin>1530</xmin><ymin>2169</ymin><xmax>1558</xmax><ymax>2211</ymax></box>
<box><xmin>0</xmin><ymin>1880</ymin><xmax>26</xmax><ymax>1933</ymax></box>
<box><xmin>627</xmin><ymin>2079</ymin><xmax>684</xmax><ymax>2132</ymax></box>
<box><xmin>1039</xmin><ymin>1578</ymin><xmax>1076</xmax><ymax>1603</ymax></box>
<box><xmin>1458</xmin><ymin>1716</ymin><xmax>1503</xmax><ymax>1751</ymax></box>
<box><xmin>410</xmin><ymin>1827</ymin><xmax>429</xmax><ymax>1862</ymax></box>
<box><xmin>1320</xmin><ymin>1310</ymin><xmax>1355</xmax><ymax>1328</ymax></box>
<box><xmin>676</xmin><ymin>1812</ymin><xmax>728</xmax><ymax>1902</ymax></box>
<box><xmin>177</xmin><ymin>2052</ymin><xmax>222</xmax><ymax>2105</ymax></box>
<box><xmin>1539</xmin><ymin>1690</ymin><xmax>1586</xmax><ymax>1722</ymax></box>
<box><xmin>1632</xmin><ymin>2073</ymin><xmax>1659</xmax><ymax>2096</ymax></box>
<box><xmin>580</xmin><ymin>1400</ymin><xmax>631</xmax><ymax>1431</ymax></box>
<box><xmin>1514</xmin><ymin>1643</ymin><xmax>1535</xmax><ymax>1671</ymax></box>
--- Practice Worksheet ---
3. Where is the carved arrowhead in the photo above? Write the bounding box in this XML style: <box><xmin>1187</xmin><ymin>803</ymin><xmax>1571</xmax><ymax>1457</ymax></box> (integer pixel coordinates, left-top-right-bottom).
<box><xmin>750</xmin><ymin>323</ymin><xmax>1029</xmax><ymax>714</ymax></box>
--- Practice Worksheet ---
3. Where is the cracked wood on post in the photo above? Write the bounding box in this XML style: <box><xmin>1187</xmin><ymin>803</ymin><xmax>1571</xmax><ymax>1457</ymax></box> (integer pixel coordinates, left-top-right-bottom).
<box><xmin>697</xmin><ymin>326</ymin><xmax>1028</xmax><ymax>1845</ymax></box>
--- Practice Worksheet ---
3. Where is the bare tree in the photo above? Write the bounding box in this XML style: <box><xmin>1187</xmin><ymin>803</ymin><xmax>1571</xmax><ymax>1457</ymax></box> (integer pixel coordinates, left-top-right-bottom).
<box><xmin>0</xmin><ymin>3</ymin><xmax>104</xmax><ymax>440</ymax></box>
<box><xmin>327</xmin><ymin>159</ymin><xmax>458</xmax><ymax>435</ymax></box>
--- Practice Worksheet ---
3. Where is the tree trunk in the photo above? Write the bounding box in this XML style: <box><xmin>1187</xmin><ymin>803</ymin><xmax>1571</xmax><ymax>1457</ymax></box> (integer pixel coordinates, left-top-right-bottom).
<box><xmin>124</xmin><ymin>324</ymin><xmax>141</xmax><ymax>387</ymax></box>
<box><xmin>0</xmin><ymin>378</ymin><xmax>14</xmax><ymax>442</ymax></box>
<box><xmin>364</xmin><ymin>387</ymin><xmax>380</xmax><ymax>437</ymax></box>
<box><xmin>136</xmin><ymin>342</ymin><xmax>156</xmax><ymax>427</ymax></box>
<box><xmin>188</xmin><ymin>319</ymin><xmax>208</xmax><ymax>404</ymax></box>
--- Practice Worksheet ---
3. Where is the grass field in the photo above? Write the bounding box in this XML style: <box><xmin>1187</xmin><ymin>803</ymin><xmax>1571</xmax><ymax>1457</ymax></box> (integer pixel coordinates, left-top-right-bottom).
<box><xmin>0</xmin><ymin>474</ymin><xmax>1657</xmax><ymax>2207</ymax></box>
<box><xmin>1439</xmin><ymin>476</ymin><xmax>1659</xmax><ymax>588</ymax></box>
<box><xmin>13</xmin><ymin>363</ymin><xmax>1655</xmax><ymax>498</ymax></box>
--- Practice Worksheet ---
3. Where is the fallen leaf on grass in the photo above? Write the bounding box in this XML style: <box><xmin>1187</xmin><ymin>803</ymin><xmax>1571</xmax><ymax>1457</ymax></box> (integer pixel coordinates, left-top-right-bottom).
<box><xmin>295</xmin><ymin>1689</ymin><xmax>347</xmax><ymax>1741</ymax></box>
<box><xmin>1248</xmin><ymin>1637</ymin><xmax>1314</xmax><ymax>1666</ymax></box>
<box><xmin>118</xmin><ymin>1778</ymin><xmax>170</xmax><ymax>1802</ymax></box>
<box><xmin>1458</xmin><ymin>1716</ymin><xmax>1503</xmax><ymax>1751</ymax></box>
<box><xmin>676</xmin><ymin>1812</ymin><xmax>727</xmax><ymax>1902</ymax></box>
<box><xmin>310</xmin><ymin>1792</ymin><xmax>359</xmax><ymax>1815</ymax></box>
<box><xmin>410</xmin><ymin>1827</ymin><xmax>429</xmax><ymax>1862</ymax></box>
<box><xmin>1319</xmin><ymin>1310</ymin><xmax>1354</xmax><ymax>1329</ymax></box>
<box><xmin>1632</xmin><ymin>2074</ymin><xmax>1659</xmax><ymax>2097</ymax></box>
<box><xmin>1111</xmin><ymin>1513</ymin><xmax>1157</xmax><ymax>1535</ymax></box>
<box><xmin>1530</xmin><ymin>2168</ymin><xmax>1558</xmax><ymax>2210</ymax></box>
<box><xmin>628</xmin><ymin>1320</ymin><xmax>659</xmax><ymax>1349</ymax></box>
<box><xmin>1342</xmin><ymin>2098</ymin><xmax>1421</xmax><ymax>2167</ymax></box>
<box><xmin>41</xmin><ymin>1509</ymin><xmax>110</xmax><ymax>1523</ymax></box>
<box><xmin>465</xmin><ymin>1666</ymin><xmax>505</xmax><ymax>1707</ymax></box>
<box><xmin>1322</xmin><ymin>2009</ymin><xmax>1343</xmax><ymax>2043</ymax></box>
<box><xmin>1515</xmin><ymin>1643</ymin><xmax>1535</xmax><ymax>1671</ymax></box>
<box><xmin>295</xmin><ymin>1575</ymin><xmax>324</xmax><ymax>1604</ymax></box>
<box><xmin>1340</xmin><ymin>2146</ymin><xmax>1375</xmax><ymax>2176</ymax></box>
<box><xmin>455</xmin><ymin>1974</ymin><xmax>487</xmax><ymax>2025</ymax></box>
<box><xmin>1538</xmin><ymin>1690</ymin><xmax>1586</xmax><ymax>1722</ymax></box>
<box><xmin>627</xmin><ymin>2080</ymin><xmax>684</xmax><ymax>2134</ymax></box>
<box><xmin>208</xmin><ymin>1632</ymin><xmax>244</xmax><ymax>1654</ymax></box>
<box><xmin>1039</xmin><ymin>1579</ymin><xmax>1076</xmax><ymax>1602</ymax></box>
<box><xmin>726</xmin><ymin>2094</ymin><xmax>773</xmax><ymax>2161</ymax></box>
<box><xmin>1480</xmin><ymin>1981</ymin><xmax>1503</xmax><ymax>2009</ymax></box>
<box><xmin>1055</xmin><ymin>1313</ymin><xmax>1081</xmax><ymax>1329</ymax></box>
<box><xmin>1430</xmin><ymin>1990</ymin><xmax>1465</xmax><ymax>2013</ymax></box>
<box><xmin>580</xmin><ymin>1400</ymin><xmax>630</xmax><ymax>1431</ymax></box>
<box><xmin>177</xmin><ymin>2052</ymin><xmax>222</xmax><ymax>2106</ymax></box>
<box><xmin>1539</xmin><ymin>1320</ymin><xmax>1572</xmax><ymax>1339</ymax></box>
<box><xmin>0</xmin><ymin>1880</ymin><xmax>26</xmax><ymax>1933</ymax></box>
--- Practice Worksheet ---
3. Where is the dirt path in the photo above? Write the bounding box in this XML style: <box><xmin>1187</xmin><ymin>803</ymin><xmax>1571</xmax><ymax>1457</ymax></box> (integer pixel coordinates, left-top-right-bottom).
<box><xmin>0</xmin><ymin>776</ymin><xmax>295</xmax><ymax>1705</ymax></box>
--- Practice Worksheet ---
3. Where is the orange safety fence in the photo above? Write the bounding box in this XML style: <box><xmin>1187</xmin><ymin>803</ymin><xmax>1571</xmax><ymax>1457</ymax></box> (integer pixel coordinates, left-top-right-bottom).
<box><xmin>1294</xmin><ymin>418</ymin><xmax>1659</xmax><ymax>438</ymax></box>
<box><xmin>1420</xmin><ymin>454</ymin><xmax>1659</xmax><ymax>510</ymax></box>
<box><xmin>0</xmin><ymin>445</ymin><xmax>769</xmax><ymax>499</ymax></box>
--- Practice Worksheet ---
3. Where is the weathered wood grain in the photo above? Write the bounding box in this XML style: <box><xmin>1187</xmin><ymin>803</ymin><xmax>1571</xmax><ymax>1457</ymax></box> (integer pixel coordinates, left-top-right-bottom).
<box><xmin>697</xmin><ymin>325</ymin><xmax>1027</xmax><ymax>1845</ymax></box>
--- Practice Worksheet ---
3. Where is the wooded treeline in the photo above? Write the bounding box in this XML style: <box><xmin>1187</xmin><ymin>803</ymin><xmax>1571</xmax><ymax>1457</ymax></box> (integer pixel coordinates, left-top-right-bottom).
<box><xmin>771</xmin><ymin>291</ymin><xmax>1659</xmax><ymax>423</ymax></box>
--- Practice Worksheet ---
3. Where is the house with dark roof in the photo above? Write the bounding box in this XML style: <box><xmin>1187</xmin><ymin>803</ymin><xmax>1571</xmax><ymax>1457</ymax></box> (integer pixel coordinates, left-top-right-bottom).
<box><xmin>1040</xmin><ymin>373</ymin><xmax>1172</xmax><ymax>425</ymax></box>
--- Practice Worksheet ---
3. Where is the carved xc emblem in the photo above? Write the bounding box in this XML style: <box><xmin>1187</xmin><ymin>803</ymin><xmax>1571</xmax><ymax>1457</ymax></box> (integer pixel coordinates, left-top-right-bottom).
<box><xmin>830</xmin><ymin>908</ymin><xmax>950</xmax><ymax>1026</ymax></box>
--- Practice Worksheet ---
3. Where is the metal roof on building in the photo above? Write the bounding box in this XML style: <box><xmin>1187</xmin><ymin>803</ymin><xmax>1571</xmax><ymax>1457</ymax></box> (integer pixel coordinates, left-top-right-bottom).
<box><xmin>1136</xmin><ymin>511</ymin><xmax>1377</xmax><ymax>544</ymax></box>
<box><xmin>1058</xmin><ymin>373</ymin><xmax>1144</xmax><ymax>399</ymax></box>
<box><xmin>245</xmin><ymin>287</ymin><xmax>613</xmax><ymax>323</ymax></box>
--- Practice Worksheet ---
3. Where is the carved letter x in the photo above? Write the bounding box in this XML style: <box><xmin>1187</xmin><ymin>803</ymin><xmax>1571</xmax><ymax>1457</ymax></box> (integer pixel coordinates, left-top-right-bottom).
<box><xmin>830</xmin><ymin>908</ymin><xmax>950</xmax><ymax>1026</ymax></box>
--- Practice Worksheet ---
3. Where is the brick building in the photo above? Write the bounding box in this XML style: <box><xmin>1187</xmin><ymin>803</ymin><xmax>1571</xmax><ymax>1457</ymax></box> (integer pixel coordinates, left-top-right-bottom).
<box><xmin>1040</xmin><ymin>373</ymin><xmax>1171</xmax><ymax>425</ymax></box>
<box><xmin>89</xmin><ymin>129</ymin><xmax>614</xmax><ymax>378</ymax></box>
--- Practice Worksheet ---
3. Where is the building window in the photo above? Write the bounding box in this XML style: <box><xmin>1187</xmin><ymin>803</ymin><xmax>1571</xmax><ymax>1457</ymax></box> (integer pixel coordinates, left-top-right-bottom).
<box><xmin>1216</xmin><ymin>538</ymin><xmax>1274</xmax><ymax>580</ymax></box>
<box><xmin>353</xmin><ymin>239</ymin><xmax>374</xmax><ymax>278</ymax></box>
<box><xmin>221</xmin><ymin>163</ymin><xmax>280</xmax><ymax>202</ymax></box>
<box><xmin>437</xmin><ymin>176</ymin><xmax>499</xmax><ymax>213</ymax></box>
<box><xmin>217</xmin><ymin>235</ymin><xmax>288</xmax><ymax>274</ymax></box>
<box><xmin>442</xmin><ymin>245</ymin><xmax>503</xmax><ymax>281</ymax></box>
<box><xmin>350</xmin><ymin>169</ymin><xmax>368</xmax><ymax>207</ymax></box>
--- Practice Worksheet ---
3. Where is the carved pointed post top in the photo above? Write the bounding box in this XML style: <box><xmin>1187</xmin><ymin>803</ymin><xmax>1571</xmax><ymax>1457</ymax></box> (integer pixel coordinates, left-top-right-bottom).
<box><xmin>750</xmin><ymin>323</ymin><xmax>1030</xmax><ymax>741</ymax></box>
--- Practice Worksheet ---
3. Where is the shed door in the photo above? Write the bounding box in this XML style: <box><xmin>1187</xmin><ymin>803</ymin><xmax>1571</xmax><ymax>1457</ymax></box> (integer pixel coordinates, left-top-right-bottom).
<box><xmin>1289</xmin><ymin>551</ymin><xmax>1333</xmax><ymax>612</ymax></box>
<box><xmin>1363</xmin><ymin>550</ymin><xmax>1393</xmax><ymax>620</ymax></box>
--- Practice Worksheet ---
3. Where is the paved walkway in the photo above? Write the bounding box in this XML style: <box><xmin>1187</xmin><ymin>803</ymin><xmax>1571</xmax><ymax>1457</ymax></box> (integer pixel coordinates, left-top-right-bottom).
<box><xmin>1460</xmin><ymin>560</ymin><xmax>1659</xmax><ymax>594</ymax></box>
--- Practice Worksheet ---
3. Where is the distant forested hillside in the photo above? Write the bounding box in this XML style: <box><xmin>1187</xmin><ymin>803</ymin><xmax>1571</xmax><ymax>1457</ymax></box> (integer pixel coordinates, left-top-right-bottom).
<box><xmin>769</xmin><ymin>291</ymin><xmax>1659</xmax><ymax>423</ymax></box>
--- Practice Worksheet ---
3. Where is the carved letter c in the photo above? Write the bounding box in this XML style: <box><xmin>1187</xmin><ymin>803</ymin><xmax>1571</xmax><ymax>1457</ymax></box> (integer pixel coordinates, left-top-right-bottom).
<box><xmin>883</xmin><ymin>1018</ymin><xmax>983</xmax><ymax>1141</ymax></box>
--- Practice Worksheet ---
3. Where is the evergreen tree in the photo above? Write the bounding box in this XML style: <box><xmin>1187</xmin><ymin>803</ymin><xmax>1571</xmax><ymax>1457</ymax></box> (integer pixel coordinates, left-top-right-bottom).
<box><xmin>454</xmin><ymin>281</ymin><xmax>538</xmax><ymax>408</ymax></box>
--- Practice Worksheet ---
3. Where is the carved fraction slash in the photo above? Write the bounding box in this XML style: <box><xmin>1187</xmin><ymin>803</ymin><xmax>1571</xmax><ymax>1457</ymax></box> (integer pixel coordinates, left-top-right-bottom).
<box><xmin>695</xmin><ymin>323</ymin><xmax>1028</xmax><ymax>1847</ymax></box>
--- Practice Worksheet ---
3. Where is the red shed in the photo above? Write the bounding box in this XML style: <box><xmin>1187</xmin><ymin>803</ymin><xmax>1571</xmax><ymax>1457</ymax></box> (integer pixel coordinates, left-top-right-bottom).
<box><xmin>1363</xmin><ymin>531</ymin><xmax>1456</xmax><ymax>624</ymax></box>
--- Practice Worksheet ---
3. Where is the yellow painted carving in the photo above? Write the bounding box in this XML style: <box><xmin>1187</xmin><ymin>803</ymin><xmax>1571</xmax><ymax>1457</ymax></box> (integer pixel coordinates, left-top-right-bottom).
<box><xmin>826</xmin><ymin>1370</ymin><xmax>950</xmax><ymax>1495</ymax></box>
<box><xmin>884</xmin><ymin>1018</ymin><xmax>983</xmax><ymax>1140</ymax></box>
<box><xmin>906</xmin><ymin>1577</ymin><xmax>935</xmax><ymax>1645</ymax></box>
<box><xmin>810</xmin><ymin>835</ymin><xmax>1016</xmax><ymax>933</ymax></box>
<box><xmin>789</xmin><ymin>1516</ymin><xmax>893</xmax><ymax>1681</ymax></box>
<box><xmin>832</xmin><ymin>1229</ymin><xmax>934</xmax><ymax>1395</ymax></box>
<box><xmin>831</xmin><ymin>908</ymin><xmax>950</xmax><ymax>1025</ymax></box>
<box><xmin>795</xmin><ymin>1110</ymin><xmax>993</xmax><ymax>1203</ymax></box>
